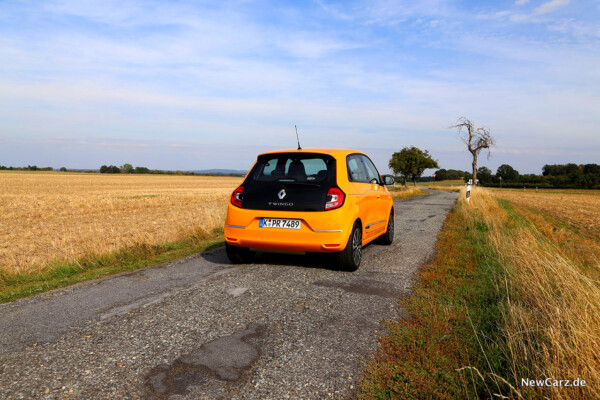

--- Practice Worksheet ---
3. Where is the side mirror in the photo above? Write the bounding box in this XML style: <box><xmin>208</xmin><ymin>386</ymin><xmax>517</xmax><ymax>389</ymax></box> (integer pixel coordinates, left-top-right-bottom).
<box><xmin>382</xmin><ymin>175</ymin><xmax>395</xmax><ymax>185</ymax></box>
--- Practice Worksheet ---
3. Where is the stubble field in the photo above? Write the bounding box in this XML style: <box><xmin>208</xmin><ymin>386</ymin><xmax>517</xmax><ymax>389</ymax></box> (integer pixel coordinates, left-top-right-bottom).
<box><xmin>479</xmin><ymin>187</ymin><xmax>600</xmax><ymax>399</ymax></box>
<box><xmin>490</xmin><ymin>188</ymin><xmax>600</xmax><ymax>235</ymax></box>
<box><xmin>0</xmin><ymin>172</ymin><xmax>241</xmax><ymax>274</ymax></box>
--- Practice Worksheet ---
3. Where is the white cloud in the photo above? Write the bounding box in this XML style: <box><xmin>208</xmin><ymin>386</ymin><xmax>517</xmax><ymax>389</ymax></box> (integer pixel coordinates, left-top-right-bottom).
<box><xmin>548</xmin><ymin>18</ymin><xmax>600</xmax><ymax>38</ymax></box>
<box><xmin>515</xmin><ymin>0</ymin><xmax>530</xmax><ymax>5</ymax></box>
<box><xmin>315</xmin><ymin>0</ymin><xmax>353</xmax><ymax>21</ymax></box>
<box><xmin>535</xmin><ymin>0</ymin><xmax>571</xmax><ymax>14</ymax></box>
<box><xmin>275</xmin><ymin>33</ymin><xmax>365</xmax><ymax>58</ymax></box>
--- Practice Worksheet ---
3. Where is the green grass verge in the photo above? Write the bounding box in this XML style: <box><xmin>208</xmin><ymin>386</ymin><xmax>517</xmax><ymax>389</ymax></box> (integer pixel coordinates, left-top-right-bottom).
<box><xmin>0</xmin><ymin>229</ymin><xmax>225</xmax><ymax>304</ymax></box>
<box><xmin>357</xmin><ymin>200</ymin><xmax>513</xmax><ymax>399</ymax></box>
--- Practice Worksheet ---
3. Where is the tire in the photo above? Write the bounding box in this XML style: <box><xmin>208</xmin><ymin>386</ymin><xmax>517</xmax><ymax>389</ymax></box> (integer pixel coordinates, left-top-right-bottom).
<box><xmin>225</xmin><ymin>243</ymin><xmax>255</xmax><ymax>264</ymax></box>
<box><xmin>336</xmin><ymin>222</ymin><xmax>362</xmax><ymax>272</ymax></box>
<box><xmin>377</xmin><ymin>211</ymin><xmax>394</xmax><ymax>245</ymax></box>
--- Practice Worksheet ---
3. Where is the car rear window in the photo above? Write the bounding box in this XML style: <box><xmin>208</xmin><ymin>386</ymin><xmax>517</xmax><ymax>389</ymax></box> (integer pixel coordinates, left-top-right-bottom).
<box><xmin>248</xmin><ymin>153</ymin><xmax>335</xmax><ymax>184</ymax></box>
<box><xmin>241</xmin><ymin>152</ymin><xmax>337</xmax><ymax>211</ymax></box>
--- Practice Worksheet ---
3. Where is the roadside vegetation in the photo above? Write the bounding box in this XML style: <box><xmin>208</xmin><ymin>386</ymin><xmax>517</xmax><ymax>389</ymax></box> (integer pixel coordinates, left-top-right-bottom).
<box><xmin>425</xmin><ymin>186</ymin><xmax>461</xmax><ymax>192</ymax></box>
<box><xmin>359</xmin><ymin>187</ymin><xmax>599</xmax><ymax>399</ymax></box>
<box><xmin>421</xmin><ymin>181</ymin><xmax>463</xmax><ymax>192</ymax></box>
<box><xmin>387</xmin><ymin>186</ymin><xmax>427</xmax><ymax>199</ymax></box>
<box><xmin>0</xmin><ymin>230</ymin><xmax>224</xmax><ymax>303</ymax></box>
<box><xmin>421</xmin><ymin>179</ymin><xmax>464</xmax><ymax>187</ymax></box>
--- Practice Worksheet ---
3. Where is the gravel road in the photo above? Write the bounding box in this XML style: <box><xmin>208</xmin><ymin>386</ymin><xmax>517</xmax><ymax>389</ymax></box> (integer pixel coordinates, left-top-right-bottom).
<box><xmin>0</xmin><ymin>190</ymin><xmax>458</xmax><ymax>399</ymax></box>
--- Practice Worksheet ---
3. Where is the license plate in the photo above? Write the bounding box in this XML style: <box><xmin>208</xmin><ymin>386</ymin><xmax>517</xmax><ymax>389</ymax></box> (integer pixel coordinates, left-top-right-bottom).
<box><xmin>259</xmin><ymin>218</ymin><xmax>301</xmax><ymax>229</ymax></box>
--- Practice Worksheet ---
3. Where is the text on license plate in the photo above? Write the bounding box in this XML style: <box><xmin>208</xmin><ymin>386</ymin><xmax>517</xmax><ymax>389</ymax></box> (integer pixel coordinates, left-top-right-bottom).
<box><xmin>259</xmin><ymin>218</ymin><xmax>301</xmax><ymax>229</ymax></box>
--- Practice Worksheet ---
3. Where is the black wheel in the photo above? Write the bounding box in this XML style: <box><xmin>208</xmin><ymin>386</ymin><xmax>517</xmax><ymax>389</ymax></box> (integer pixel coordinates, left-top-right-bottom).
<box><xmin>377</xmin><ymin>211</ymin><xmax>394</xmax><ymax>245</ymax></box>
<box><xmin>225</xmin><ymin>243</ymin><xmax>255</xmax><ymax>264</ymax></box>
<box><xmin>336</xmin><ymin>222</ymin><xmax>362</xmax><ymax>271</ymax></box>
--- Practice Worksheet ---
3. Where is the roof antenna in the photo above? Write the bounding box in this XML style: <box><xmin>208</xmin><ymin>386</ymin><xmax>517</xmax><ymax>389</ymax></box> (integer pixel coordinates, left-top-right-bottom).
<box><xmin>295</xmin><ymin>124</ymin><xmax>302</xmax><ymax>150</ymax></box>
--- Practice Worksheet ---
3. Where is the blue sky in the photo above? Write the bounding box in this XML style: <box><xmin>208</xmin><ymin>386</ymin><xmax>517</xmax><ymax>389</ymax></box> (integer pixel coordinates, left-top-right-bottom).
<box><xmin>1</xmin><ymin>0</ymin><xmax>599</xmax><ymax>174</ymax></box>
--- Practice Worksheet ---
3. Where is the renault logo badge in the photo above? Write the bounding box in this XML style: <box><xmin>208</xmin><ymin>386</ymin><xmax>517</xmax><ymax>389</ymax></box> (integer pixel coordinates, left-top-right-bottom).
<box><xmin>278</xmin><ymin>189</ymin><xmax>286</xmax><ymax>199</ymax></box>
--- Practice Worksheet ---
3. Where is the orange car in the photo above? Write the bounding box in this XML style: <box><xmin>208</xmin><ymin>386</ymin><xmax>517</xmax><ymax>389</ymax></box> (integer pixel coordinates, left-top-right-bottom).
<box><xmin>224</xmin><ymin>148</ymin><xmax>395</xmax><ymax>271</ymax></box>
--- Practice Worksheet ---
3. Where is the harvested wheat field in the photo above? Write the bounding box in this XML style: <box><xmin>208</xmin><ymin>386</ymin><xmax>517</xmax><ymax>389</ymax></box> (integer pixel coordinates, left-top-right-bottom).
<box><xmin>490</xmin><ymin>188</ymin><xmax>600</xmax><ymax>236</ymax></box>
<box><xmin>466</xmin><ymin>188</ymin><xmax>600</xmax><ymax>399</ymax></box>
<box><xmin>0</xmin><ymin>172</ymin><xmax>241</xmax><ymax>274</ymax></box>
<box><xmin>388</xmin><ymin>186</ymin><xmax>426</xmax><ymax>199</ymax></box>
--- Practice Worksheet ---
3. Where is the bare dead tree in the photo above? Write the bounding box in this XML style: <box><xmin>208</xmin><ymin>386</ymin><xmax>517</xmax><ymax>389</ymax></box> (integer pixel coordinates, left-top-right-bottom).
<box><xmin>450</xmin><ymin>117</ymin><xmax>495</xmax><ymax>185</ymax></box>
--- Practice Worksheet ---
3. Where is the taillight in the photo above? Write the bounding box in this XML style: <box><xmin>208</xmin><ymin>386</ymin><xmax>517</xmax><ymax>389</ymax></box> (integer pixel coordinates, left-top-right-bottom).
<box><xmin>231</xmin><ymin>186</ymin><xmax>244</xmax><ymax>207</ymax></box>
<box><xmin>325</xmin><ymin>187</ymin><xmax>345</xmax><ymax>210</ymax></box>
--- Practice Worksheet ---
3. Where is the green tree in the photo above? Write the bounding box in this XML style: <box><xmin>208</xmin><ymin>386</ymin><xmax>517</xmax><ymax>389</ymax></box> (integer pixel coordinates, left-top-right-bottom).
<box><xmin>434</xmin><ymin>169</ymin><xmax>448</xmax><ymax>181</ymax></box>
<box><xmin>463</xmin><ymin>171</ymin><xmax>473</xmax><ymax>183</ymax></box>
<box><xmin>477</xmin><ymin>166</ymin><xmax>493</xmax><ymax>185</ymax></box>
<box><xmin>389</xmin><ymin>146</ymin><xmax>439</xmax><ymax>186</ymax></box>
<box><xmin>120</xmin><ymin>163</ymin><xmax>134</xmax><ymax>174</ymax></box>
<box><xmin>583</xmin><ymin>164</ymin><xmax>600</xmax><ymax>175</ymax></box>
<box><xmin>59</xmin><ymin>167</ymin><xmax>67</xmax><ymax>172</ymax></box>
<box><xmin>434</xmin><ymin>169</ymin><xmax>467</xmax><ymax>181</ymax></box>
<box><xmin>496</xmin><ymin>164</ymin><xmax>519</xmax><ymax>182</ymax></box>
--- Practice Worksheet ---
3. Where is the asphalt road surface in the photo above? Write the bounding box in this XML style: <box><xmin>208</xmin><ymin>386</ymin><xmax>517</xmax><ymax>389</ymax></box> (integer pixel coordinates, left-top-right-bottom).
<box><xmin>0</xmin><ymin>189</ymin><xmax>458</xmax><ymax>399</ymax></box>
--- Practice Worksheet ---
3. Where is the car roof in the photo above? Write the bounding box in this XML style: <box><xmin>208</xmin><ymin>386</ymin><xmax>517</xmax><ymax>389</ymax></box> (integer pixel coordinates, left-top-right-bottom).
<box><xmin>257</xmin><ymin>148</ymin><xmax>364</xmax><ymax>158</ymax></box>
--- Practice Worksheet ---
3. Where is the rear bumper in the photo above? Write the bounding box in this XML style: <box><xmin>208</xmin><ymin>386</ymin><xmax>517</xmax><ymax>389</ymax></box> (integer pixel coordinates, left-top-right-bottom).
<box><xmin>224</xmin><ymin>205</ymin><xmax>349</xmax><ymax>253</ymax></box>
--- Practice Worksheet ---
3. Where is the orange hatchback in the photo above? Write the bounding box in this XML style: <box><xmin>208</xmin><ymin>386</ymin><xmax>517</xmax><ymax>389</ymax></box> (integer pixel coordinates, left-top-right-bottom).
<box><xmin>224</xmin><ymin>148</ymin><xmax>395</xmax><ymax>271</ymax></box>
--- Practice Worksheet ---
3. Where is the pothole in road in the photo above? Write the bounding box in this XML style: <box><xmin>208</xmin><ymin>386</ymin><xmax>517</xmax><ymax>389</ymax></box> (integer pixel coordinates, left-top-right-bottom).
<box><xmin>146</xmin><ymin>322</ymin><xmax>265</xmax><ymax>399</ymax></box>
<box><xmin>313</xmin><ymin>279</ymin><xmax>406</xmax><ymax>299</ymax></box>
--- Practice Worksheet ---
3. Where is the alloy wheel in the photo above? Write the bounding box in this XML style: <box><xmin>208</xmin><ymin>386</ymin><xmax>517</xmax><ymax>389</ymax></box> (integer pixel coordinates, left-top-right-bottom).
<box><xmin>352</xmin><ymin>228</ymin><xmax>362</xmax><ymax>266</ymax></box>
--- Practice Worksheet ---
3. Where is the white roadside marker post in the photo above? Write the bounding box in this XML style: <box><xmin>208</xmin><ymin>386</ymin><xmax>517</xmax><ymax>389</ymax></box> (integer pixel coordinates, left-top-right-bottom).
<box><xmin>466</xmin><ymin>183</ymin><xmax>471</xmax><ymax>203</ymax></box>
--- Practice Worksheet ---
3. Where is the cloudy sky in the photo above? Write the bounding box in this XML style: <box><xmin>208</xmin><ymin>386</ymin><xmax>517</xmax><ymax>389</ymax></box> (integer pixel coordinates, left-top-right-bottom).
<box><xmin>1</xmin><ymin>0</ymin><xmax>598</xmax><ymax>174</ymax></box>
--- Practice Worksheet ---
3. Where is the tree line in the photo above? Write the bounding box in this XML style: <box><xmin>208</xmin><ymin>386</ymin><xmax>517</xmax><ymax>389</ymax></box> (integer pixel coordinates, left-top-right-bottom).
<box><xmin>100</xmin><ymin>164</ymin><xmax>200</xmax><ymax>175</ymax></box>
<box><xmin>0</xmin><ymin>165</ymin><xmax>67</xmax><ymax>171</ymax></box>
<box><xmin>99</xmin><ymin>163</ymin><xmax>200</xmax><ymax>175</ymax></box>
<box><xmin>387</xmin><ymin>146</ymin><xmax>599</xmax><ymax>189</ymax></box>
<box><xmin>472</xmin><ymin>163</ymin><xmax>600</xmax><ymax>189</ymax></box>
<box><xmin>99</xmin><ymin>164</ymin><xmax>242</xmax><ymax>176</ymax></box>
<box><xmin>389</xmin><ymin>118</ymin><xmax>598</xmax><ymax>190</ymax></box>
<box><xmin>99</xmin><ymin>164</ymin><xmax>151</xmax><ymax>174</ymax></box>
<box><xmin>0</xmin><ymin>163</ymin><xmax>240</xmax><ymax>176</ymax></box>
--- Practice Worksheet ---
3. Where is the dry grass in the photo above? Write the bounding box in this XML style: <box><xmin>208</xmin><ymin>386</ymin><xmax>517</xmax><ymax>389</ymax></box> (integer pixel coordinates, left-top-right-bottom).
<box><xmin>388</xmin><ymin>186</ymin><xmax>426</xmax><ymax>199</ymax></box>
<box><xmin>462</xmin><ymin>187</ymin><xmax>600</xmax><ymax>399</ymax></box>
<box><xmin>419</xmin><ymin>179</ymin><xmax>465</xmax><ymax>188</ymax></box>
<box><xmin>424</xmin><ymin>185</ymin><xmax>462</xmax><ymax>192</ymax></box>
<box><xmin>490</xmin><ymin>188</ymin><xmax>600</xmax><ymax>236</ymax></box>
<box><xmin>359</xmin><ymin>185</ymin><xmax>599</xmax><ymax>399</ymax></box>
<box><xmin>0</xmin><ymin>172</ymin><xmax>241</xmax><ymax>274</ymax></box>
